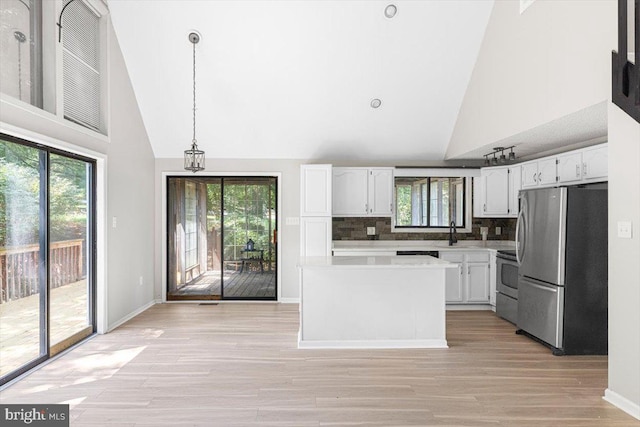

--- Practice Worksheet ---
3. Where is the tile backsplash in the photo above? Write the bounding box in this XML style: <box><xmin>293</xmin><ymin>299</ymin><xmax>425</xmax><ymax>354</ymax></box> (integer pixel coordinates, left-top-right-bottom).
<box><xmin>333</xmin><ymin>217</ymin><xmax>517</xmax><ymax>241</ymax></box>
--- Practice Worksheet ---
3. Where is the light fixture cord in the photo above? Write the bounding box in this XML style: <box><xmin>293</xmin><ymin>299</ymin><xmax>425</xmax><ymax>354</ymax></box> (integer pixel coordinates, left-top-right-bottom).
<box><xmin>192</xmin><ymin>38</ymin><xmax>197</xmax><ymax>147</ymax></box>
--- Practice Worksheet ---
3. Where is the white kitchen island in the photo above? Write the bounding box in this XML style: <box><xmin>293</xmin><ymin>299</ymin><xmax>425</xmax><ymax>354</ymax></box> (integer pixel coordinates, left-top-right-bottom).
<box><xmin>297</xmin><ymin>255</ymin><xmax>456</xmax><ymax>349</ymax></box>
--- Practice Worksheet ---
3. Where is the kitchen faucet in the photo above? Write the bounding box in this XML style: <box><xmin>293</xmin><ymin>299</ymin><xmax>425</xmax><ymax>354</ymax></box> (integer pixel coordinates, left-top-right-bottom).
<box><xmin>449</xmin><ymin>221</ymin><xmax>457</xmax><ymax>246</ymax></box>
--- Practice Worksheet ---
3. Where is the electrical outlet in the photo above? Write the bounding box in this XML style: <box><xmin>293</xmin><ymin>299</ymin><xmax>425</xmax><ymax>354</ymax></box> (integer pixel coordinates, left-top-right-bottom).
<box><xmin>112</xmin><ymin>216</ymin><xmax>117</xmax><ymax>228</ymax></box>
<box><xmin>285</xmin><ymin>217</ymin><xmax>300</xmax><ymax>226</ymax></box>
<box><xmin>495</xmin><ymin>226</ymin><xmax>501</xmax><ymax>236</ymax></box>
<box><xmin>367</xmin><ymin>227</ymin><xmax>376</xmax><ymax>235</ymax></box>
<box><xmin>139</xmin><ymin>276</ymin><xmax>144</xmax><ymax>286</ymax></box>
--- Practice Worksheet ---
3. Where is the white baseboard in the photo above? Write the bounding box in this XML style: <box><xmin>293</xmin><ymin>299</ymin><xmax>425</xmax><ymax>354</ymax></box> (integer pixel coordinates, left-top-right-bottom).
<box><xmin>107</xmin><ymin>300</ymin><xmax>157</xmax><ymax>333</ymax></box>
<box><xmin>604</xmin><ymin>389</ymin><xmax>640</xmax><ymax>420</ymax></box>
<box><xmin>298</xmin><ymin>339</ymin><xmax>448</xmax><ymax>349</ymax></box>
<box><xmin>446</xmin><ymin>304</ymin><xmax>492</xmax><ymax>311</ymax></box>
<box><xmin>279</xmin><ymin>298</ymin><xmax>300</xmax><ymax>304</ymax></box>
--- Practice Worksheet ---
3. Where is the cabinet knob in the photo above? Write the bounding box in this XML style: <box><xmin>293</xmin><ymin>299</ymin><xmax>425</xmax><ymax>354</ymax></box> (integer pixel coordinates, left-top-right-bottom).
<box><xmin>533</xmin><ymin>173</ymin><xmax>537</xmax><ymax>182</ymax></box>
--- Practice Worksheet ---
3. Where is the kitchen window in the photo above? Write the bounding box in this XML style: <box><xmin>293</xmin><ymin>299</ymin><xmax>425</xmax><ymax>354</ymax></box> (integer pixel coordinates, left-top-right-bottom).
<box><xmin>393</xmin><ymin>168</ymin><xmax>474</xmax><ymax>232</ymax></box>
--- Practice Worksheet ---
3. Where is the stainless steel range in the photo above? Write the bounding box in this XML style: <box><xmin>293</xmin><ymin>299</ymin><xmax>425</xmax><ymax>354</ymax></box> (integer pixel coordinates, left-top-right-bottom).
<box><xmin>496</xmin><ymin>249</ymin><xmax>519</xmax><ymax>324</ymax></box>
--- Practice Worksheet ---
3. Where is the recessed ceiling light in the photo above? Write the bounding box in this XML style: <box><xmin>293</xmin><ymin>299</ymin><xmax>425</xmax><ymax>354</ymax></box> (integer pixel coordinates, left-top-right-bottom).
<box><xmin>384</xmin><ymin>4</ymin><xmax>397</xmax><ymax>19</ymax></box>
<box><xmin>370</xmin><ymin>98</ymin><xmax>382</xmax><ymax>109</ymax></box>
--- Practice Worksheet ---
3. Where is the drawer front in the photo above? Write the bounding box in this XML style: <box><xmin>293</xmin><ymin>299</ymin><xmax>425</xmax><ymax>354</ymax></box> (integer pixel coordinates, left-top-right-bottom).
<box><xmin>439</xmin><ymin>252</ymin><xmax>464</xmax><ymax>263</ymax></box>
<box><xmin>466</xmin><ymin>252</ymin><xmax>490</xmax><ymax>263</ymax></box>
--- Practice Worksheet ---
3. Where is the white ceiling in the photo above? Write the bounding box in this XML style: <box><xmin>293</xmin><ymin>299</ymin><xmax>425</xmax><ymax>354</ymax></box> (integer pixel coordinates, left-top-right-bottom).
<box><xmin>108</xmin><ymin>0</ymin><xmax>494</xmax><ymax>161</ymax></box>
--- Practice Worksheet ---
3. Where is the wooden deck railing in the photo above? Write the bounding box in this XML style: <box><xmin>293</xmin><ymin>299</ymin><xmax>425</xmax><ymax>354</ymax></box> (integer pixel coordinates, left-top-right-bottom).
<box><xmin>0</xmin><ymin>239</ymin><xmax>84</xmax><ymax>304</ymax></box>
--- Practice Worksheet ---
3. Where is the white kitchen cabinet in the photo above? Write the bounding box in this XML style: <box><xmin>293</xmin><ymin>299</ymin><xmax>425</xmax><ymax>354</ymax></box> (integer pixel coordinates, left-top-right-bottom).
<box><xmin>332</xmin><ymin>167</ymin><xmax>393</xmax><ymax>217</ymax></box>
<box><xmin>440</xmin><ymin>252</ymin><xmax>464</xmax><ymax>303</ymax></box>
<box><xmin>581</xmin><ymin>144</ymin><xmax>608</xmax><ymax>182</ymax></box>
<box><xmin>507</xmin><ymin>166</ymin><xmax>521</xmax><ymax>217</ymax></box>
<box><xmin>369</xmin><ymin>168</ymin><xmax>394</xmax><ymax>216</ymax></box>
<box><xmin>481</xmin><ymin>167</ymin><xmax>509</xmax><ymax>215</ymax></box>
<box><xmin>440</xmin><ymin>251</ymin><xmax>490</xmax><ymax>304</ymax></box>
<box><xmin>300</xmin><ymin>217</ymin><xmax>332</xmax><ymax>257</ymax></box>
<box><xmin>544</xmin><ymin>143</ymin><xmax>608</xmax><ymax>186</ymax></box>
<box><xmin>521</xmin><ymin>157</ymin><xmax>557</xmax><ymax>188</ymax></box>
<box><xmin>332</xmin><ymin>168</ymin><xmax>368</xmax><ymax>216</ymax></box>
<box><xmin>300</xmin><ymin>165</ymin><xmax>332</xmax><ymax>216</ymax></box>
<box><xmin>475</xmin><ymin>166</ymin><xmax>520</xmax><ymax>218</ymax></box>
<box><xmin>557</xmin><ymin>152</ymin><xmax>583</xmax><ymax>184</ymax></box>
<box><xmin>467</xmin><ymin>263</ymin><xmax>490</xmax><ymax>303</ymax></box>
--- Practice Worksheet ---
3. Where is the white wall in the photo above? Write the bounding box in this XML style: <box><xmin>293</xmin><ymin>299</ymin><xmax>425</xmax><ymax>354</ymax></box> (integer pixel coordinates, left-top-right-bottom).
<box><xmin>446</xmin><ymin>0</ymin><xmax>616</xmax><ymax>159</ymax></box>
<box><xmin>0</xmin><ymin>18</ymin><xmax>156</xmax><ymax>331</ymax></box>
<box><xmin>606</xmin><ymin>103</ymin><xmax>640</xmax><ymax>419</ymax></box>
<box><xmin>104</xmin><ymin>22</ymin><xmax>156</xmax><ymax>328</ymax></box>
<box><xmin>154</xmin><ymin>158</ymin><xmax>302</xmax><ymax>301</ymax></box>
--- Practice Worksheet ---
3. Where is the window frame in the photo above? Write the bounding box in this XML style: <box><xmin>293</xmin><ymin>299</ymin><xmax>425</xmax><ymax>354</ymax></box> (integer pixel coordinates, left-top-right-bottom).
<box><xmin>0</xmin><ymin>0</ymin><xmax>109</xmax><ymax>137</ymax></box>
<box><xmin>391</xmin><ymin>168</ymin><xmax>477</xmax><ymax>233</ymax></box>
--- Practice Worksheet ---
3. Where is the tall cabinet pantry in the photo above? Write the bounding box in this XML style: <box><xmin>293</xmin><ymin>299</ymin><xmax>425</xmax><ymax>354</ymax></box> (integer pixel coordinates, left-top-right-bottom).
<box><xmin>300</xmin><ymin>165</ymin><xmax>332</xmax><ymax>256</ymax></box>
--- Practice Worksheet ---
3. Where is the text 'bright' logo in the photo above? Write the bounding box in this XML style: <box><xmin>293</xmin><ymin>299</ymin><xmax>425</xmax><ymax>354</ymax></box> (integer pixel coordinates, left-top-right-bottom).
<box><xmin>4</xmin><ymin>408</ymin><xmax>46</xmax><ymax>424</ymax></box>
<box><xmin>2</xmin><ymin>405</ymin><xmax>68</xmax><ymax>425</ymax></box>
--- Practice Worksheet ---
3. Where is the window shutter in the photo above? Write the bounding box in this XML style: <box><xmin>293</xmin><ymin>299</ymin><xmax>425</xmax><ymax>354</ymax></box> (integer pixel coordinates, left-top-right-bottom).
<box><xmin>62</xmin><ymin>0</ymin><xmax>101</xmax><ymax>131</ymax></box>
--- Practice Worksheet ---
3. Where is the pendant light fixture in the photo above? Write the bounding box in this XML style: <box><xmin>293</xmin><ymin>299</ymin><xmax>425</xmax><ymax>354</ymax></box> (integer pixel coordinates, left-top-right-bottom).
<box><xmin>184</xmin><ymin>31</ymin><xmax>205</xmax><ymax>173</ymax></box>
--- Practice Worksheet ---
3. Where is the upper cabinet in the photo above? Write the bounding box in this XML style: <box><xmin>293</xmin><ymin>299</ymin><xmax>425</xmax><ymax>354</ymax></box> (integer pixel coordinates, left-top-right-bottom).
<box><xmin>474</xmin><ymin>166</ymin><xmax>520</xmax><ymax>218</ymax></box>
<box><xmin>475</xmin><ymin>144</ymin><xmax>607</xmax><ymax>218</ymax></box>
<box><xmin>581</xmin><ymin>144</ymin><xmax>608</xmax><ymax>182</ymax></box>
<box><xmin>332</xmin><ymin>167</ymin><xmax>393</xmax><ymax>217</ymax></box>
<box><xmin>368</xmin><ymin>168</ymin><xmax>394</xmax><ymax>216</ymax></box>
<box><xmin>300</xmin><ymin>164</ymin><xmax>332</xmax><ymax>217</ymax></box>
<box><xmin>557</xmin><ymin>152</ymin><xmax>583</xmax><ymax>184</ymax></box>
<box><xmin>521</xmin><ymin>157</ymin><xmax>557</xmax><ymax>188</ymax></box>
<box><xmin>555</xmin><ymin>143</ymin><xmax>609</xmax><ymax>185</ymax></box>
<box><xmin>332</xmin><ymin>168</ymin><xmax>368</xmax><ymax>216</ymax></box>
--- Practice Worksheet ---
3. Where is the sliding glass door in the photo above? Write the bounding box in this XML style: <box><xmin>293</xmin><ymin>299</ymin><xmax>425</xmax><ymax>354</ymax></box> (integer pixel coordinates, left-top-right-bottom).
<box><xmin>167</xmin><ymin>176</ymin><xmax>277</xmax><ymax>301</ymax></box>
<box><xmin>0</xmin><ymin>141</ymin><xmax>46</xmax><ymax>381</ymax></box>
<box><xmin>0</xmin><ymin>134</ymin><xmax>95</xmax><ymax>385</ymax></box>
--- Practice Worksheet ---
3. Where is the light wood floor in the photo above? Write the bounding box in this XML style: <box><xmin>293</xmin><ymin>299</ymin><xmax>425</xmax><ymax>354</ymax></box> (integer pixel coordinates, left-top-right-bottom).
<box><xmin>169</xmin><ymin>270</ymin><xmax>276</xmax><ymax>299</ymax></box>
<box><xmin>1</xmin><ymin>304</ymin><xmax>638</xmax><ymax>426</ymax></box>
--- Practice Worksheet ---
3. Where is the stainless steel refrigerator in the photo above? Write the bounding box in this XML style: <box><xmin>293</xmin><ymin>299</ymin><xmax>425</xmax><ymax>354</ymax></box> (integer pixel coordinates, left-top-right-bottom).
<box><xmin>516</xmin><ymin>186</ymin><xmax>607</xmax><ymax>355</ymax></box>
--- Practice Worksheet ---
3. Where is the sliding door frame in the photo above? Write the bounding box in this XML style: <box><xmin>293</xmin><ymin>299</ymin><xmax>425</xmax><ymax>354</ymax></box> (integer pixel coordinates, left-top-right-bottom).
<box><xmin>0</xmin><ymin>132</ymin><xmax>97</xmax><ymax>386</ymax></box>
<box><xmin>161</xmin><ymin>172</ymin><xmax>282</xmax><ymax>303</ymax></box>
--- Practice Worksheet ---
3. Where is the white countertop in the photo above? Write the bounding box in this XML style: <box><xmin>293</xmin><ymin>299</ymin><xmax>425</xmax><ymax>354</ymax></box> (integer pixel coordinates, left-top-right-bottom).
<box><xmin>332</xmin><ymin>240</ymin><xmax>516</xmax><ymax>252</ymax></box>
<box><xmin>298</xmin><ymin>255</ymin><xmax>457</xmax><ymax>269</ymax></box>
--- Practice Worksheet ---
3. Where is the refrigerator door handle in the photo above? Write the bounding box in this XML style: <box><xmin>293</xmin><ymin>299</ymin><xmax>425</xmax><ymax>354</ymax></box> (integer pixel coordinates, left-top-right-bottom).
<box><xmin>515</xmin><ymin>200</ymin><xmax>526</xmax><ymax>266</ymax></box>
<box><xmin>522</xmin><ymin>278</ymin><xmax>558</xmax><ymax>293</ymax></box>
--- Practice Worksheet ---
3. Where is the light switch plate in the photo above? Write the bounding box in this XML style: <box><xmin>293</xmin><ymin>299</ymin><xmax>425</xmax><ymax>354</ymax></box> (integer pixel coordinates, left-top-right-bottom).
<box><xmin>367</xmin><ymin>227</ymin><xmax>376</xmax><ymax>235</ymax></box>
<box><xmin>495</xmin><ymin>226</ymin><xmax>501</xmax><ymax>236</ymax></box>
<box><xmin>617</xmin><ymin>221</ymin><xmax>633</xmax><ymax>239</ymax></box>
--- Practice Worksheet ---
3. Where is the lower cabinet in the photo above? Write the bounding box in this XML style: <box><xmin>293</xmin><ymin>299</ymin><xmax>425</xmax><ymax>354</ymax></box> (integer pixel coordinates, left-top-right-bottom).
<box><xmin>440</xmin><ymin>251</ymin><xmax>490</xmax><ymax>304</ymax></box>
<box><xmin>300</xmin><ymin>217</ymin><xmax>332</xmax><ymax>257</ymax></box>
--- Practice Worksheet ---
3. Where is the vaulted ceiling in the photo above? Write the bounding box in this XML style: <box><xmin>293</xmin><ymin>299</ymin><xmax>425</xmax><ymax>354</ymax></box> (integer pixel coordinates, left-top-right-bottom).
<box><xmin>109</xmin><ymin>0</ymin><xmax>494</xmax><ymax>161</ymax></box>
